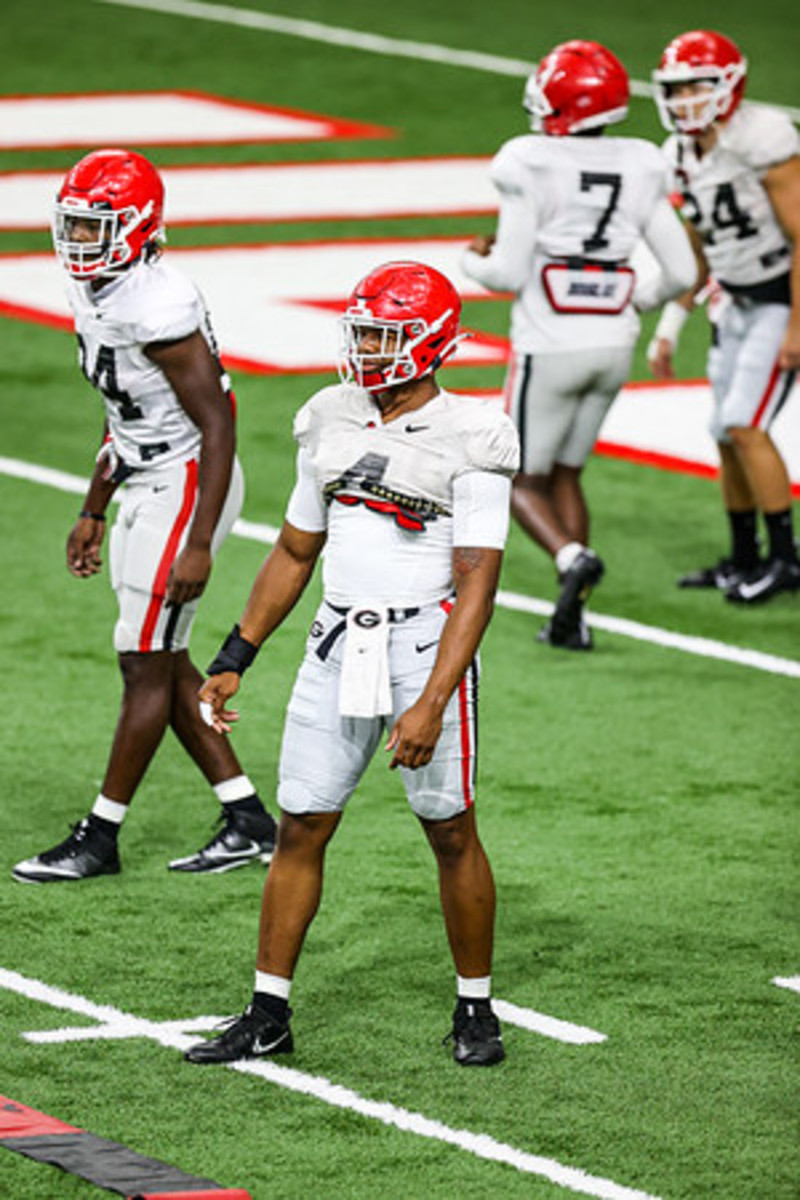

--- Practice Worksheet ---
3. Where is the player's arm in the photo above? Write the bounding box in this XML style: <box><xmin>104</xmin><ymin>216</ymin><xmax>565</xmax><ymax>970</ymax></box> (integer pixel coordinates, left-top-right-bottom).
<box><xmin>67</xmin><ymin>422</ymin><xmax>119</xmax><ymax>578</ymax></box>
<box><xmin>763</xmin><ymin>154</ymin><xmax>800</xmax><ymax>370</ymax></box>
<box><xmin>386</xmin><ymin>543</ymin><xmax>503</xmax><ymax>770</ymax></box>
<box><xmin>462</xmin><ymin>187</ymin><xmax>538</xmax><ymax>293</ymax></box>
<box><xmin>199</xmin><ymin>520</ymin><xmax>326</xmax><ymax>733</ymax></box>
<box><xmin>145</xmin><ymin>330</ymin><xmax>236</xmax><ymax>605</ymax></box>
<box><xmin>646</xmin><ymin>220</ymin><xmax>709</xmax><ymax>381</ymax></box>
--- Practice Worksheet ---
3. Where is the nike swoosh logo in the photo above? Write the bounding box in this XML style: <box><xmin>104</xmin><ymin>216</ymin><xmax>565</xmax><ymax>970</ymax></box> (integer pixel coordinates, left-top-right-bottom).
<box><xmin>405</xmin><ymin>423</ymin><xmax>429</xmax><ymax>433</ymax></box>
<box><xmin>152</xmin><ymin>484</ymin><xmax>169</xmax><ymax>493</ymax></box>
<box><xmin>252</xmin><ymin>1032</ymin><xmax>288</xmax><ymax>1054</ymax></box>
<box><xmin>415</xmin><ymin>640</ymin><xmax>438</xmax><ymax>654</ymax></box>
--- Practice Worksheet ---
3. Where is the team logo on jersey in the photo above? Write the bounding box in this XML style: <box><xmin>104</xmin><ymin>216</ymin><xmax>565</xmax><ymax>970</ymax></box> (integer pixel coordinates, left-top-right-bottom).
<box><xmin>323</xmin><ymin>451</ymin><xmax>450</xmax><ymax>533</ymax></box>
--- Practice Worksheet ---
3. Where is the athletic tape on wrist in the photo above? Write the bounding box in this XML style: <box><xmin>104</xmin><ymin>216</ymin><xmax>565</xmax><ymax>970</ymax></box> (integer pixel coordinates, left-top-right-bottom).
<box><xmin>207</xmin><ymin>624</ymin><xmax>259</xmax><ymax>676</ymax></box>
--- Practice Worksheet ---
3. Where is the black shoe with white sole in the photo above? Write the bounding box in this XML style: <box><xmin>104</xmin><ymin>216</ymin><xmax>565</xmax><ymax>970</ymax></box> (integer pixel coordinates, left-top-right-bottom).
<box><xmin>185</xmin><ymin>1005</ymin><xmax>293</xmax><ymax>1064</ymax></box>
<box><xmin>725</xmin><ymin>557</ymin><xmax>800</xmax><ymax>604</ymax></box>
<box><xmin>445</xmin><ymin>1000</ymin><xmax>505</xmax><ymax>1067</ymax></box>
<box><xmin>169</xmin><ymin>809</ymin><xmax>276</xmax><ymax>874</ymax></box>
<box><xmin>12</xmin><ymin>817</ymin><xmax>120</xmax><ymax>884</ymax></box>
<box><xmin>678</xmin><ymin>557</ymin><xmax>761</xmax><ymax>590</ymax></box>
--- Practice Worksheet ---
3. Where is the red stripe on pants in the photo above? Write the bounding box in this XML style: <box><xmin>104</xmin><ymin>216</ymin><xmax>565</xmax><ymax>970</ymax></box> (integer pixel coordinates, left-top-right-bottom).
<box><xmin>751</xmin><ymin>362</ymin><xmax>781</xmax><ymax>428</ymax></box>
<box><xmin>138</xmin><ymin>460</ymin><xmax>199</xmax><ymax>653</ymax></box>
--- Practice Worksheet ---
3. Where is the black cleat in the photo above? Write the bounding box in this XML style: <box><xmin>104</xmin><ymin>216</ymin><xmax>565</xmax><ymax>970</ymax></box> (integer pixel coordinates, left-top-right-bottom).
<box><xmin>678</xmin><ymin>558</ymin><xmax>761</xmax><ymax>590</ymax></box>
<box><xmin>169</xmin><ymin>809</ymin><xmax>276</xmax><ymax>874</ymax></box>
<box><xmin>12</xmin><ymin>818</ymin><xmax>120</xmax><ymax>884</ymax></box>
<box><xmin>725</xmin><ymin>557</ymin><xmax>800</xmax><ymax>604</ymax></box>
<box><xmin>445</xmin><ymin>1000</ymin><xmax>505</xmax><ymax>1067</ymax></box>
<box><xmin>537</xmin><ymin>617</ymin><xmax>593</xmax><ymax>651</ymax></box>
<box><xmin>185</xmin><ymin>1005</ymin><xmax>293</xmax><ymax>1064</ymax></box>
<box><xmin>550</xmin><ymin>550</ymin><xmax>604</xmax><ymax>646</ymax></box>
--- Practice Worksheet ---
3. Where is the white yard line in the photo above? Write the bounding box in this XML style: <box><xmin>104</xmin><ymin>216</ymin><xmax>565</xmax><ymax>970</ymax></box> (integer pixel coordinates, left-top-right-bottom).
<box><xmin>3</xmin><ymin>453</ymin><xmax>799</xmax><ymax>681</ymax></box>
<box><xmin>1</xmin><ymin>967</ymin><xmax>655</xmax><ymax>1199</ymax></box>
<box><xmin>772</xmin><ymin>976</ymin><xmax>800</xmax><ymax>995</ymax></box>
<box><xmin>96</xmin><ymin>0</ymin><xmax>800</xmax><ymax>122</ymax></box>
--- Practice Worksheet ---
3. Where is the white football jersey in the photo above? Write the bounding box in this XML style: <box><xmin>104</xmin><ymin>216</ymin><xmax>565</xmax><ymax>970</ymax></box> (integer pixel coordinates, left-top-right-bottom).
<box><xmin>286</xmin><ymin>384</ymin><xmax>519</xmax><ymax>607</ymax></box>
<box><xmin>462</xmin><ymin>133</ymin><xmax>694</xmax><ymax>352</ymax></box>
<box><xmin>663</xmin><ymin>104</ymin><xmax>798</xmax><ymax>288</ymax></box>
<box><xmin>64</xmin><ymin>257</ymin><xmax>227</xmax><ymax>470</ymax></box>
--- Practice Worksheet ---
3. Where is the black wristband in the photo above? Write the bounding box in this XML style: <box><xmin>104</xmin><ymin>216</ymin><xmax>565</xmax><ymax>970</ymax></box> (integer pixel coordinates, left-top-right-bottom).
<box><xmin>207</xmin><ymin>624</ymin><xmax>260</xmax><ymax>676</ymax></box>
<box><xmin>79</xmin><ymin>510</ymin><xmax>107</xmax><ymax>521</ymax></box>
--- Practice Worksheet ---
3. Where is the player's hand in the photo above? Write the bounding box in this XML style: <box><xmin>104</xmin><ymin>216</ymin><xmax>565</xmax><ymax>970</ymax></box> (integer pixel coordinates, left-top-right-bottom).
<box><xmin>167</xmin><ymin>544</ymin><xmax>212</xmax><ymax>605</ymax></box>
<box><xmin>198</xmin><ymin>672</ymin><xmax>241</xmax><ymax>734</ymax></box>
<box><xmin>385</xmin><ymin>699</ymin><xmax>443</xmax><ymax>770</ymax></box>
<box><xmin>646</xmin><ymin>336</ymin><xmax>675</xmax><ymax>380</ymax></box>
<box><xmin>467</xmin><ymin>234</ymin><xmax>495</xmax><ymax>257</ymax></box>
<box><xmin>66</xmin><ymin>516</ymin><xmax>105</xmax><ymax>577</ymax></box>
<box><xmin>778</xmin><ymin>326</ymin><xmax>800</xmax><ymax>371</ymax></box>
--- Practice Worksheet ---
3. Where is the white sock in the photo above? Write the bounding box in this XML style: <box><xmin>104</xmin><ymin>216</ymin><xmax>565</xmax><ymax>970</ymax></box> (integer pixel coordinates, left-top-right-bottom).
<box><xmin>214</xmin><ymin>775</ymin><xmax>255</xmax><ymax>804</ymax></box>
<box><xmin>91</xmin><ymin>795</ymin><xmax>128</xmax><ymax>825</ymax></box>
<box><xmin>555</xmin><ymin>542</ymin><xmax>585</xmax><ymax>575</ymax></box>
<box><xmin>255</xmin><ymin>971</ymin><xmax>292</xmax><ymax>1001</ymax></box>
<box><xmin>457</xmin><ymin>974</ymin><xmax>491</xmax><ymax>1001</ymax></box>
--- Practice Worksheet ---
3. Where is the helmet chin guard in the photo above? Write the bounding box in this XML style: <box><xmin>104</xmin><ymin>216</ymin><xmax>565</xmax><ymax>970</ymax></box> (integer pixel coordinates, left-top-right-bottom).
<box><xmin>338</xmin><ymin>261</ymin><xmax>464</xmax><ymax>392</ymax></box>
<box><xmin>52</xmin><ymin>149</ymin><xmax>165</xmax><ymax>280</ymax></box>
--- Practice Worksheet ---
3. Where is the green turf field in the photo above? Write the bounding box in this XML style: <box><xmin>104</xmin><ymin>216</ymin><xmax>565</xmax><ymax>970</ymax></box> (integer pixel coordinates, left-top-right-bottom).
<box><xmin>1</xmin><ymin>2</ymin><xmax>798</xmax><ymax>1198</ymax></box>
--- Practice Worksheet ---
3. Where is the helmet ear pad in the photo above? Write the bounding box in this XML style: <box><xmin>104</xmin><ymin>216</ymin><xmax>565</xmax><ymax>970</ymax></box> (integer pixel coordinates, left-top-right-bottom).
<box><xmin>339</xmin><ymin>261</ymin><xmax>464</xmax><ymax>392</ymax></box>
<box><xmin>53</xmin><ymin>149</ymin><xmax>165</xmax><ymax>279</ymax></box>
<box><xmin>524</xmin><ymin>40</ymin><xmax>630</xmax><ymax>136</ymax></box>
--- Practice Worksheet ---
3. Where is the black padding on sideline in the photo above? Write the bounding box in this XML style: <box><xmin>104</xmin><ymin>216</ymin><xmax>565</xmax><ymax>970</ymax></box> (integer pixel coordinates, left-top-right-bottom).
<box><xmin>1</xmin><ymin>1132</ymin><xmax>223</xmax><ymax>1193</ymax></box>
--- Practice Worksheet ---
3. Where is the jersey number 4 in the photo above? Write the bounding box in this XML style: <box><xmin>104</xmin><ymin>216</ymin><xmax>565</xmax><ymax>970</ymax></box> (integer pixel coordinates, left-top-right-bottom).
<box><xmin>77</xmin><ymin>337</ymin><xmax>144</xmax><ymax>421</ymax></box>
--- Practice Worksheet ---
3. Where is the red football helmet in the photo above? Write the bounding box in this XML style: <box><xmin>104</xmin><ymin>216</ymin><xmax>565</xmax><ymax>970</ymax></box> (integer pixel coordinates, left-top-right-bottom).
<box><xmin>339</xmin><ymin>261</ymin><xmax>463</xmax><ymax>391</ymax></box>
<box><xmin>653</xmin><ymin>30</ymin><xmax>747</xmax><ymax>134</ymax></box>
<box><xmin>523</xmin><ymin>40</ymin><xmax>630</xmax><ymax>136</ymax></box>
<box><xmin>52</xmin><ymin>149</ymin><xmax>165</xmax><ymax>280</ymax></box>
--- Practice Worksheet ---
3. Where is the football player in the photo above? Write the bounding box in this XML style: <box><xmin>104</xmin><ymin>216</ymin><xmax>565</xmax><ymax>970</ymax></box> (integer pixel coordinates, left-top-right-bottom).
<box><xmin>184</xmin><ymin>261</ymin><xmax>519</xmax><ymax>1067</ymax></box>
<box><xmin>648</xmin><ymin>30</ymin><xmax>800</xmax><ymax>602</ymax></box>
<box><xmin>463</xmin><ymin>40</ymin><xmax>697</xmax><ymax>648</ymax></box>
<box><xmin>13</xmin><ymin>149</ymin><xmax>276</xmax><ymax>884</ymax></box>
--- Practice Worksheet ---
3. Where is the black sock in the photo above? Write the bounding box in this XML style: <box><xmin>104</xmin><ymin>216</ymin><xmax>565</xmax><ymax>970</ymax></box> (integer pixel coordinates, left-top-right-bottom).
<box><xmin>728</xmin><ymin>509</ymin><xmax>759</xmax><ymax>568</ymax></box>
<box><xmin>227</xmin><ymin>795</ymin><xmax>267</xmax><ymax>821</ymax></box>
<box><xmin>86</xmin><ymin>814</ymin><xmax>119</xmax><ymax>840</ymax></box>
<box><xmin>252</xmin><ymin>991</ymin><xmax>289</xmax><ymax>1022</ymax></box>
<box><xmin>764</xmin><ymin>509</ymin><xmax>795</xmax><ymax>562</ymax></box>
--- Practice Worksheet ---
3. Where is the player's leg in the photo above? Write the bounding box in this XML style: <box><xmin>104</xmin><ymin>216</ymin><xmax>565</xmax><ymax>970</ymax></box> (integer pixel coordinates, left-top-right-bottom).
<box><xmin>185</xmin><ymin>602</ymin><xmax>379</xmax><ymax>1063</ymax></box>
<box><xmin>550</xmin><ymin>462</ymin><xmax>589</xmax><ymax>545</ymax></box>
<box><xmin>166</xmin><ymin>649</ymin><xmax>276</xmax><ymax>873</ymax></box>
<box><xmin>394</xmin><ymin>617</ymin><xmax>503</xmax><ymax>1066</ymax></box>
<box><xmin>712</xmin><ymin>304</ymin><xmax>798</xmax><ymax>602</ymax></box>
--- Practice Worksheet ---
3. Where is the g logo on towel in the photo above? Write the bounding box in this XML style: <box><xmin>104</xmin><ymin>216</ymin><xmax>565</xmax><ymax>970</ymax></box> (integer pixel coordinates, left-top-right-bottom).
<box><xmin>353</xmin><ymin>609</ymin><xmax>382</xmax><ymax>629</ymax></box>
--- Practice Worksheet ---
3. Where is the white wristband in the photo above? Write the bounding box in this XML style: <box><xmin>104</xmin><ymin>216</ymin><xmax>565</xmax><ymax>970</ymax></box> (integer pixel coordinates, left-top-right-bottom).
<box><xmin>653</xmin><ymin>300</ymin><xmax>690</xmax><ymax>348</ymax></box>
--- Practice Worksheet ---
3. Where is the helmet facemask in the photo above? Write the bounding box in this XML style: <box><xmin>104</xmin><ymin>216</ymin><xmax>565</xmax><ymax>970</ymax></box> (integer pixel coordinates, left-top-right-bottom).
<box><xmin>52</xmin><ymin>196</ymin><xmax>159</xmax><ymax>280</ymax></box>
<box><xmin>653</xmin><ymin>59</ymin><xmax>747</xmax><ymax>134</ymax></box>
<box><xmin>338</xmin><ymin>305</ymin><xmax>460</xmax><ymax>392</ymax></box>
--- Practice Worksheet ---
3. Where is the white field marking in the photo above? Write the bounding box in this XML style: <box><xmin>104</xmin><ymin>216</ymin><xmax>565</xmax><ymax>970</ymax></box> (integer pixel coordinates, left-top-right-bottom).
<box><xmin>0</xmin><ymin>158</ymin><xmax>496</xmax><ymax>231</ymax></box>
<box><xmin>3</xmin><ymin>453</ymin><xmax>800</xmax><ymax>681</ymax></box>
<box><xmin>493</xmin><ymin>1000</ymin><xmax>606</xmax><ymax>1045</ymax></box>
<box><xmin>0</xmin><ymin>92</ymin><xmax>379</xmax><ymax>152</ymax></box>
<box><xmin>2</xmin><ymin>969</ymin><xmax>658</xmax><ymax>1200</ymax></box>
<box><xmin>772</xmin><ymin>976</ymin><xmax>800</xmax><ymax>995</ymax></box>
<box><xmin>97</xmin><ymin>0</ymin><xmax>800</xmax><ymax>123</ymax></box>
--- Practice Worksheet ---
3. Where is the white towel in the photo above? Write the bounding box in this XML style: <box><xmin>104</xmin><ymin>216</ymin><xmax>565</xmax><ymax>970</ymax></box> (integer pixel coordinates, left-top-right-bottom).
<box><xmin>338</xmin><ymin>606</ymin><xmax>392</xmax><ymax>718</ymax></box>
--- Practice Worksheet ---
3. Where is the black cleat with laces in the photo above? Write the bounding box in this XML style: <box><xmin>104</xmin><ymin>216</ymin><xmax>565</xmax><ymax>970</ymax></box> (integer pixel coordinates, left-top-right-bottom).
<box><xmin>445</xmin><ymin>999</ymin><xmax>505</xmax><ymax>1067</ymax></box>
<box><xmin>185</xmin><ymin>1005</ymin><xmax>293</xmax><ymax>1064</ymax></box>
<box><xmin>169</xmin><ymin>808</ymin><xmax>276</xmax><ymax>874</ymax></box>
<box><xmin>12</xmin><ymin>817</ymin><xmax>121</xmax><ymax>884</ymax></box>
